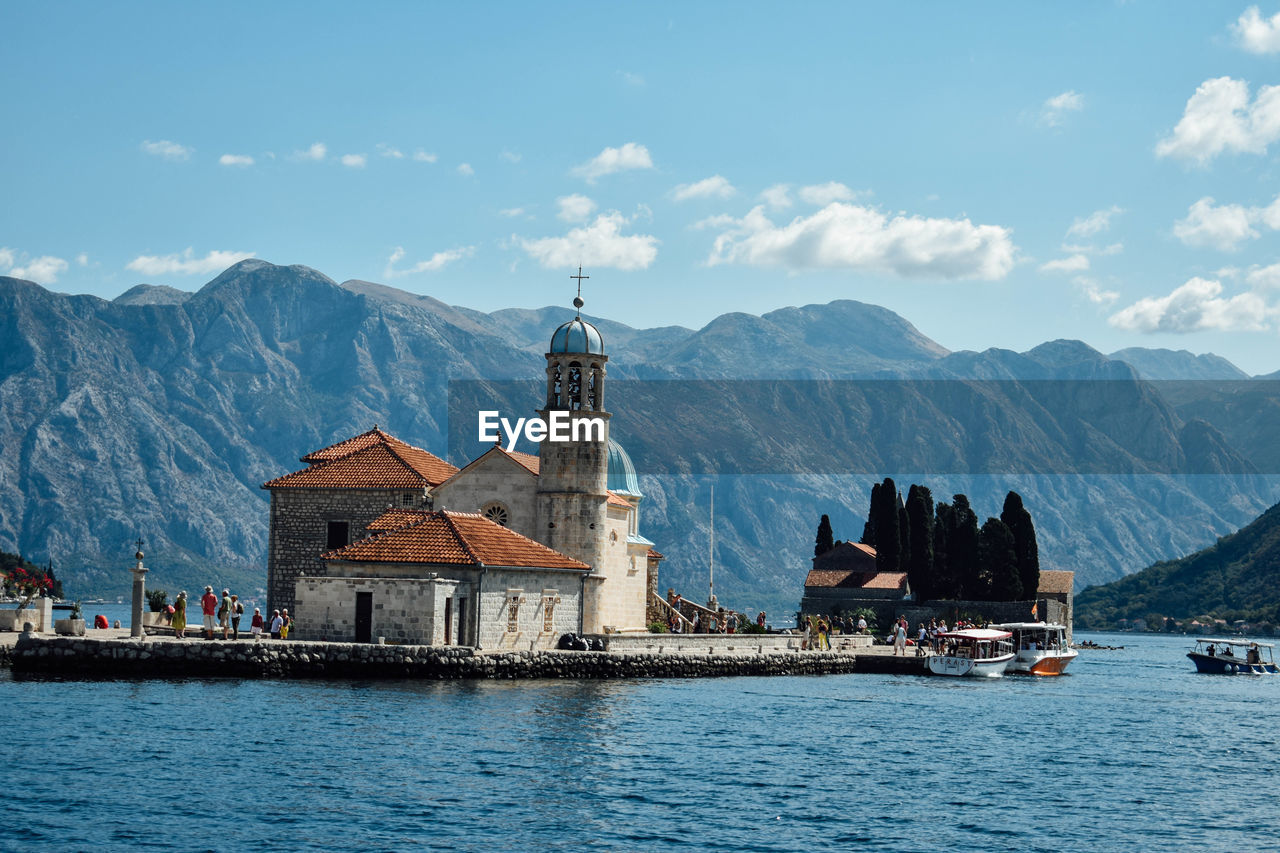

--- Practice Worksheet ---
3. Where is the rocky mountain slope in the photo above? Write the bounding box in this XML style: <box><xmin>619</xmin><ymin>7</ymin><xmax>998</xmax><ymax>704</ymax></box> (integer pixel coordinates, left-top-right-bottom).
<box><xmin>1075</xmin><ymin>500</ymin><xmax>1280</xmax><ymax>630</ymax></box>
<box><xmin>1</xmin><ymin>259</ymin><xmax>1277</xmax><ymax>614</ymax></box>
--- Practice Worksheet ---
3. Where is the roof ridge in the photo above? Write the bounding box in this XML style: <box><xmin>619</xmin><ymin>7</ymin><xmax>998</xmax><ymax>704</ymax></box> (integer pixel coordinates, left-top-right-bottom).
<box><xmin>438</xmin><ymin>511</ymin><xmax>482</xmax><ymax>563</ymax></box>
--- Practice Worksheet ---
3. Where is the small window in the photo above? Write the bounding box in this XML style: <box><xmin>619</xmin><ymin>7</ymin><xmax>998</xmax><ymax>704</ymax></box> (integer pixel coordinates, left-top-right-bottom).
<box><xmin>326</xmin><ymin>520</ymin><xmax>349</xmax><ymax>550</ymax></box>
<box><xmin>507</xmin><ymin>595</ymin><xmax>522</xmax><ymax>632</ymax></box>
<box><xmin>543</xmin><ymin>592</ymin><xmax>559</xmax><ymax>633</ymax></box>
<box><xmin>482</xmin><ymin>502</ymin><xmax>510</xmax><ymax>527</ymax></box>
<box><xmin>402</xmin><ymin>492</ymin><xmax>416</xmax><ymax>507</ymax></box>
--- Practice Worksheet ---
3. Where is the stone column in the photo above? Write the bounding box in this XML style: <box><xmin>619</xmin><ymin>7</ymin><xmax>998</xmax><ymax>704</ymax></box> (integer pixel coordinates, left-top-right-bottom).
<box><xmin>130</xmin><ymin>549</ymin><xmax>148</xmax><ymax>639</ymax></box>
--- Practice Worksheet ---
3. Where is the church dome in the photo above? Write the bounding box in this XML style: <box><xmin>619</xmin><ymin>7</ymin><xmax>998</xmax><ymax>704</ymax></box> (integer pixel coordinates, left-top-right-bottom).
<box><xmin>550</xmin><ymin>317</ymin><xmax>605</xmax><ymax>355</ymax></box>
<box><xmin>607</xmin><ymin>439</ymin><xmax>642</xmax><ymax>497</ymax></box>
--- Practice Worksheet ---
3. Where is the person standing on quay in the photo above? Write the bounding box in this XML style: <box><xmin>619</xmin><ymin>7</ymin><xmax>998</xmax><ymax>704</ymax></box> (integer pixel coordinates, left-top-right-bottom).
<box><xmin>172</xmin><ymin>591</ymin><xmax>188</xmax><ymax>639</ymax></box>
<box><xmin>250</xmin><ymin>607</ymin><xmax>264</xmax><ymax>639</ymax></box>
<box><xmin>229</xmin><ymin>593</ymin><xmax>243</xmax><ymax>640</ymax></box>
<box><xmin>218</xmin><ymin>589</ymin><xmax>232</xmax><ymax>640</ymax></box>
<box><xmin>270</xmin><ymin>609</ymin><xmax>283</xmax><ymax>639</ymax></box>
<box><xmin>201</xmin><ymin>586</ymin><xmax>218</xmax><ymax>640</ymax></box>
<box><xmin>893</xmin><ymin>619</ymin><xmax>907</xmax><ymax>655</ymax></box>
<box><xmin>280</xmin><ymin>608</ymin><xmax>291</xmax><ymax>640</ymax></box>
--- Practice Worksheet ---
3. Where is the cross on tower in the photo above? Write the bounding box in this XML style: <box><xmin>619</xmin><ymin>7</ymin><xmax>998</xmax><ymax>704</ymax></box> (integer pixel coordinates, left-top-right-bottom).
<box><xmin>570</xmin><ymin>265</ymin><xmax>588</xmax><ymax>317</ymax></box>
<box><xmin>135</xmin><ymin>537</ymin><xmax>145</xmax><ymax>551</ymax></box>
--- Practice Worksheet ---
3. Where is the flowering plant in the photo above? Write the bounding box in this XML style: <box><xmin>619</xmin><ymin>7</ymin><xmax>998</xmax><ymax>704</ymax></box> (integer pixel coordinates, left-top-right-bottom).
<box><xmin>6</xmin><ymin>566</ymin><xmax>53</xmax><ymax>611</ymax></box>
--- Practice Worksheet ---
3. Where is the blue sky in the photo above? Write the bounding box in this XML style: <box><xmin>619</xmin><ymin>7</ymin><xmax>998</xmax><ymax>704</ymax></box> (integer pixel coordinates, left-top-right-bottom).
<box><xmin>6</xmin><ymin>2</ymin><xmax>1280</xmax><ymax>374</ymax></box>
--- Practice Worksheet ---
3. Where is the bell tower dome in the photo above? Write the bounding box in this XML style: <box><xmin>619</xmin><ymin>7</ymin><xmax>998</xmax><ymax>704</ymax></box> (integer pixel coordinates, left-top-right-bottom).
<box><xmin>535</xmin><ymin>268</ymin><xmax>611</xmax><ymax>580</ymax></box>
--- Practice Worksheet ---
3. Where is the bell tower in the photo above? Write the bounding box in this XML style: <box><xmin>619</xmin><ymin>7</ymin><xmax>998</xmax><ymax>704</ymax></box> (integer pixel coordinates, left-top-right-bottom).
<box><xmin>535</xmin><ymin>268</ymin><xmax>611</xmax><ymax>579</ymax></box>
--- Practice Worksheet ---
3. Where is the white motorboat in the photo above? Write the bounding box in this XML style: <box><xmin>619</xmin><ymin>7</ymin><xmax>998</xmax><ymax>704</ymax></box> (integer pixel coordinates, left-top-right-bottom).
<box><xmin>993</xmin><ymin>621</ymin><xmax>1078</xmax><ymax>676</ymax></box>
<box><xmin>927</xmin><ymin>628</ymin><xmax>1015</xmax><ymax>677</ymax></box>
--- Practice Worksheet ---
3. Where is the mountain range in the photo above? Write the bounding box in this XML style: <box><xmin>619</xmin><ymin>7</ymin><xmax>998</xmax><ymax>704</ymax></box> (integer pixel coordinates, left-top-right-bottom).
<box><xmin>2</xmin><ymin>259</ymin><xmax>1278</xmax><ymax>614</ymax></box>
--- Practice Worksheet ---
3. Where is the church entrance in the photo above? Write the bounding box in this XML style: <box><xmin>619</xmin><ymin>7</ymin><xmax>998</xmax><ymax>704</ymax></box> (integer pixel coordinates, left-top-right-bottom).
<box><xmin>355</xmin><ymin>591</ymin><xmax>373</xmax><ymax>643</ymax></box>
<box><xmin>444</xmin><ymin>597</ymin><xmax>453</xmax><ymax>644</ymax></box>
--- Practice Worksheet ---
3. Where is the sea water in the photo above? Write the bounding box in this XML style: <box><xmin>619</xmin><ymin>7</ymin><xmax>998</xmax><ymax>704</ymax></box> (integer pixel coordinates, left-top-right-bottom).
<box><xmin>2</xmin><ymin>632</ymin><xmax>1277</xmax><ymax>852</ymax></box>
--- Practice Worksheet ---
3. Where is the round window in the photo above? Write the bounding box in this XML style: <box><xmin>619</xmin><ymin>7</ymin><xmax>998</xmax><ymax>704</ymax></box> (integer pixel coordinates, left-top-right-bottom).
<box><xmin>482</xmin><ymin>502</ymin><xmax>509</xmax><ymax>526</ymax></box>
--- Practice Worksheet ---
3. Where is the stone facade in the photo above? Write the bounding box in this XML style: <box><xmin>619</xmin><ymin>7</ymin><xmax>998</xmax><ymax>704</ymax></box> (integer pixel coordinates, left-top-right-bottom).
<box><xmin>296</xmin><ymin>563</ymin><xmax>585</xmax><ymax>651</ymax></box>
<box><xmin>266</xmin><ymin>487</ymin><xmax>422</xmax><ymax>615</ymax></box>
<box><xmin>433</xmin><ymin>452</ymin><xmax>538</xmax><ymax>539</ymax></box>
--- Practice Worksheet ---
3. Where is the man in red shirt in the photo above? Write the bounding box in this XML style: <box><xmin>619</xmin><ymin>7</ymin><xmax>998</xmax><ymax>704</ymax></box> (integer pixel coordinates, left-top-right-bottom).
<box><xmin>201</xmin><ymin>586</ymin><xmax>218</xmax><ymax>640</ymax></box>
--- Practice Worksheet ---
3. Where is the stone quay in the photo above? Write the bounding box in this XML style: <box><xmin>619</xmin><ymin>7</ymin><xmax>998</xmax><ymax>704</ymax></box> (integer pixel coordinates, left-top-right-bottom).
<box><xmin>7</xmin><ymin>632</ymin><xmax>927</xmax><ymax>680</ymax></box>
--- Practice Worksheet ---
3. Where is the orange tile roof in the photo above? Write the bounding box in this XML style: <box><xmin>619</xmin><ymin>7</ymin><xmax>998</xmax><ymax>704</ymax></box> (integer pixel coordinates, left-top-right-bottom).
<box><xmin>1037</xmin><ymin>570</ymin><xmax>1074</xmax><ymax>595</ymax></box>
<box><xmin>804</xmin><ymin>569</ymin><xmax>908</xmax><ymax>591</ymax></box>
<box><xmin>647</xmin><ymin>548</ymin><xmax>664</xmax><ymax>560</ymax></box>
<box><xmin>263</xmin><ymin>427</ymin><xmax>457</xmax><ymax>490</ymax></box>
<box><xmin>504</xmin><ymin>449</ymin><xmax>540</xmax><ymax>475</ymax></box>
<box><xmin>365</xmin><ymin>507</ymin><xmax>431</xmax><ymax>533</ymax></box>
<box><xmin>323</xmin><ymin>510</ymin><xmax>589</xmax><ymax>571</ymax></box>
<box><xmin>606</xmin><ymin>491</ymin><xmax>631</xmax><ymax>508</ymax></box>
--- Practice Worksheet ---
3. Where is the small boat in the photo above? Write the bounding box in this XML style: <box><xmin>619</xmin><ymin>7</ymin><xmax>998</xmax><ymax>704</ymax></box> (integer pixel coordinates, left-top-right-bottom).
<box><xmin>927</xmin><ymin>628</ymin><xmax>1015</xmax><ymax>677</ymax></box>
<box><xmin>992</xmin><ymin>621</ymin><xmax>1079</xmax><ymax>676</ymax></box>
<box><xmin>1187</xmin><ymin>639</ymin><xmax>1278</xmax><ymax>675</ymax></box>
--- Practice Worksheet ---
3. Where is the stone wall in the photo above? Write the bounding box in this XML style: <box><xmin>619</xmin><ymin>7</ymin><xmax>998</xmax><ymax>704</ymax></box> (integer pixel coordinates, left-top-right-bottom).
<box><xmin>432</xmin><ymin>453</ymin><xmax>538</xmax><ymax>539</ymax></box>
<box><xmin>266</xmin><ymin>487</ymin><xmax>418</xmax><ymax>615</ymax></box>
<box><xmin>602</xmin><ymin>632</ymin><xmax>872</xmax><ymax>655</ymax></box>
<box><xmin>11</xmin><ymin>634</ymin><xmax>869</xmax><ymax>680</ymax></box>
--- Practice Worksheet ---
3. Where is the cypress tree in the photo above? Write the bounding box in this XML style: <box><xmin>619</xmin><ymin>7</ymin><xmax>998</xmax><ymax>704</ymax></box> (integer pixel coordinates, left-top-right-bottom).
<box><xmin>979</xmin><ymin>517</ymin><xmax>1022</xmax><ymax>601</ymax></box>
<box><xmin>860</xmin><ymin>482</ymin><xmax>880</xmax><ymax>546</ymax></box>
<box><xmin>905</xmin><ymin>484</ymin><xmax>934</xmax><ymax>600</ymax></box>
<box><xmin>874</xmin><ymin>478</ymin><xmax>902</xmax><ymax>574</ymax></box>
<box><xmin>932</xmin><ymin>500</ymin><xmax>954</xmax><ymax>598</ymax></box>
<box><xmin>1001</xmin><ymin>491</ymin><xmax>1040</xmax><ymax>600</ymax></box>
<box><xmin>814</xmin><ymin>514</ymin><xmax>834</xmax><ymax>558</ymax></box>
<box><xmin>897</xmin><ymin>494</ymin><xmax>910</xmax><ymax>576</ymax></box>
<box><xmin>949</xmin><ymin>494</ymin><xmax>980</xmax><ymax>598</ymax></box>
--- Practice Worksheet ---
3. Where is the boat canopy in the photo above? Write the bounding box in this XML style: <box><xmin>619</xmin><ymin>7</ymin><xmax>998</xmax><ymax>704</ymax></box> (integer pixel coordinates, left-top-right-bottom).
<box><xmin>993</xmin><ymin>622</ymin><xmax>1067</xmax><ymax>631</ymax></box>
<box><xmin>939</xmin><ymin>628</ymin><xmax>1012</xmax><ymax>641</ymax></box>
<box><xmin>1195</xmin><ymin>639</ymin><xmax>1274</xmax><ymax>649</ymax></box>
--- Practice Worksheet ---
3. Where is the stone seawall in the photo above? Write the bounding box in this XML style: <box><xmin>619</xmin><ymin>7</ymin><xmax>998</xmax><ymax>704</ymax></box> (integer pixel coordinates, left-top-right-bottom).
<box><xmin>10</xmin><ymin>634</ymin><xmax>869</xmax><ymax>680</ymax></box>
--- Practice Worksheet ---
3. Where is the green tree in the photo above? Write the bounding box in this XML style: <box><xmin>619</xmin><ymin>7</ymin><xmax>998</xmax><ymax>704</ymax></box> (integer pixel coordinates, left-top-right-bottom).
<box><xmin>932</xmin><ymin>500</ymin><xmax>955</xmax><ymax>598</ymax></box>
<box><xmin>1001</xmin><ymin>491</ymin><xmax>1040</xmax><ymax>599</ymax></box>
<box><xmin>905</xmin><ymin>484</ymin><xmax>934</xmax><ymax>600</ymax></box>
<box><xmin>860</xmin><ymin>482</ymin><xmax>880</xmax><ymax>546</ymax></box>
<box><xmin>873</xmin><ymin>478</ymin><xmax>902</xmax><ymax>573</ymax></box>
<box><xmin>814</xmin><ymin>514</ymin><xmax>834</xmax><ymax>558</ymax></box>
<box><xmin>979</xmin><ymin>517</ymin><xmax>1022</xmax><ymax>601</ymax></box>
<box><xmin>949</xmin><ymin>494</ymin><xmax>980</xmax><ymax>598</ymax></box>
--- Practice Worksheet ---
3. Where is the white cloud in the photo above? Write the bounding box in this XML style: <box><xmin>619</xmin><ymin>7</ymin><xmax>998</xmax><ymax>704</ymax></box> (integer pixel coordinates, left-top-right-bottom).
<box><xmin>1245</xmin><ymin>262</ymin><xmax>1280</xmax><ymax>289</ymax></box>
<box><xmin>619</xmin><ymin>70</ymin><xmax>645</xmax><ymax>87</ymax></box>
<box><xmin>377</xmin><ymin>143</ymin><xmax>404</xmax><ymax>159</ymax></box>
<box><xmin>1156</xmin><ymin>77</ymin><xmax>1280</xmax><ymax>163</ymax></box>
<box><xmin>76</xmin><ymin>253</ymin><xmax>89</xmax><ymax>266</ymax></box>
<box><xmin>141</xmin><ymin>139</ymin><xmax>192</xmax><ymax>161</ymax></box>
<box><xmin>1174</xmin><ymin>196</ymin><xmax>1261</xmax><ymax>250</ymax></box>
<box><xmin>500</xmin><ymin>149</ymin><xmax>522</xmax><ymax>164</ymax></box>
<box><xmin>1066</xmin><ymin>206</ymin><xmax>1123</xmax><ymax>238</ymax></box>
<box><xmin>341</xmin><ymin>153</ymin><xmax>367</xmax><ymax>168</ymax></box>
<box><xmin>219</xmin><ymin>154</ymin><xmax>254</xmax><ymax>167</ymax></box>
<box><xmin>1041</xmin><ymin>90</ymin><xmax>1084</xmax><ymax>127</ymax></box>
<box><xmin>384</xmin><ymin>245</ymin><xmax>475</xmax><ymax>278</ymax></box>
<box><xmin>126</xmin><ymin>248</ymin><xmax>255</xmax><ymax>277</ymax></box>
<box><xmin>499</xmin><ymin>207</ymin><xmax>526</xmax><ymax>218</ymax></box>
<box><xmin>412</xmin><ymin>149</ymin><xmax>437</xmax><ymax>163</ymax></box>
<box><xmin>518</xmin><ymin>212</ymin><xmax>658</xmax><ymax>270</ymax></box>
<box><xmin>760</xmin><ymin>184</ymin><xmax>793</xmax><ymax>211</ymax></box>
<box><xmin>2</xmin><ymin>249</ymin><xmax>69</xmax><ymax>284</ymax></box>
<box><xmin>457</xmin><ymin>162</ymin><xmax>474</xmax><ymax>176</ymax></box>
<box><xmin>1233</xmin><ymin>6</ymin><xmax>1280</xmax><ymax>54</ymax></box>
<box><xmin>1040</xmin><ymin>254</ymin><xmax>1090</xmax><ymax>273</ymax></box>
<box><xmin>556</xmin><ymin>194</ymin><xmax>597</xmax><ymax>223</ymax></box>
<box><xmin>704</xmin><ymin>203</ymin><xmax>1015</xmax><ymax>279</ymax></box>
<box><xmin>1109</xmin><ymin>277</ymin><xmax>1275</xmax><ymax>333</ymax></box>
<box><xmin>798</xmin><ymin>182</ymin><xmax>859</xmax><ymax>206</ymax></box>
<box><xmin>570</xmin><ymin>142</ymin><xmax>653</xmax><ymax>182</ymax></box>
<box><xmin>672</xmin><ymin>175</ymin><xmax>736</xmax><ymax>202</ymax></box>
<box><xmin>295</xmin><ymin>142</ymin><xmax>327</xmax><ymax>162</ymax></box>
<box><xmin>1074</xmin><ymin>276</ymin><xmax>1119</xmax><ymax>306</ymax></box>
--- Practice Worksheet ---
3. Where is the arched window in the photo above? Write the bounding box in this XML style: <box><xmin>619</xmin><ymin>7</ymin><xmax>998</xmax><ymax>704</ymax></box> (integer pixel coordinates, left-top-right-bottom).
<box><xmin>482</xmin><ymin>501</ymin><xmax>510</xmax><ymax>527</ymax></box>
<box><xmin>567</xmin><ymin>363</ymin><xmax>582</xmax><ymax>411</ymax></box>
<box><xmin>550</xmin><ymin>363</ymin><xmax>562</xmax><ymax>408</ymax></box>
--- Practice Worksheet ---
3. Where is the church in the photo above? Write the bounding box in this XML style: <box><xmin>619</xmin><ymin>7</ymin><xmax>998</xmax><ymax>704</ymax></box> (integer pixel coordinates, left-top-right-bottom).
<box><xmin>261</xmin><ymin>284</ymin><xmax>663</xmax><ymax>648</ymax></box>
